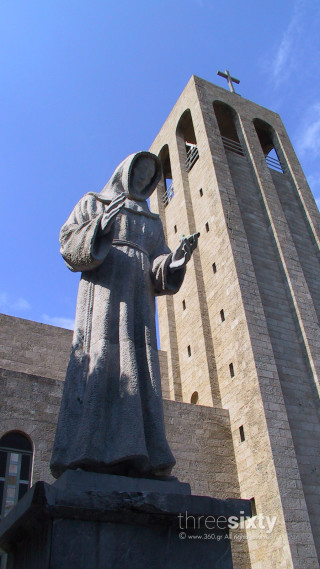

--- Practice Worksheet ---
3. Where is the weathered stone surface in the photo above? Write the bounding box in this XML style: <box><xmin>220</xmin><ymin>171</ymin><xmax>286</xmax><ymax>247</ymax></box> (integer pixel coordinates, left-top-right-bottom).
<box><xmin>0</xmin><ymin>313</ymin><xmax>168</xmax><ymax>390</ymax></box>
<box><xmin>51</xmin><ymin>152</ymin><xmax>198</xmax><ymax>479</ymax></box>
<box><xmin>0</xmin><ymin>472</ymin><xmax>251</xmax><ymax>569</ymax></box>
<box><xmin>53</xmin><ymin>468</ymin><xmax>191</xmax><ymax>495</ymax></box>
<box><xmin>0</xmin><ymin>313</ymin><xmax>72</xmax><ymax>381</ymax></box>
<box><xmin>0</xmin><ymin>365</ymin><xmax>241</xmax><ymax>499</ymax></box>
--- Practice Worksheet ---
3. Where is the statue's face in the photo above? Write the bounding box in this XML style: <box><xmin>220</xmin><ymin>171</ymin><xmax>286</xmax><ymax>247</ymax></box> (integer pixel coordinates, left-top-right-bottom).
<box><xmin>131</xmin><ymin>157</ymin><xmax>156</xmax><ymax>195</ymax></box>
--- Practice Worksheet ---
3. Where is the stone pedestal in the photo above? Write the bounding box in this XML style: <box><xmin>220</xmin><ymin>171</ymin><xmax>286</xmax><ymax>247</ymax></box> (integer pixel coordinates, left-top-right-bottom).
<box><xmin>0</xmin><ymin>471</ymin><xmax>251</xmax><ymax>569</ymax></box>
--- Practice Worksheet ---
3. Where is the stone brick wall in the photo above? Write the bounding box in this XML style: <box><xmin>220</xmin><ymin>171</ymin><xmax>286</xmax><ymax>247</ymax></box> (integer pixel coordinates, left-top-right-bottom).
<box><xmin>0</xmin><ymin>361</ymin><xmax>249</xmax><ymax>568</ymax></box>
<box><xmin>0</xmin><ymin>314</ymin><xmax>72</xmax><ymax>381</ymax></box>
<box><xmin>165</xmin><ymin>400</ymin><xmax>250</xmax><ymax>569</ymax></box>
<box><xmin>0</xmin><ymin>366</ymin><xmax>238</xmax><ymax>497</ymax></box>
<box><xmin>0</xmin><ymin>313</ymin><xmax>249</xmax><ymax>568</ymax></box>
<box><xmin>149</xmin><ymin>75</ymin><xmax>320</xmax><ymax>569</ymax></box>
<box><xmin>0</xmin><ymin>313</ymin><xmax>239</xmax><ymax>496</ymax></box>
<box><xmin>227</xmin><ymin>149</ymin><xmax>320</xmax><ymax>556</ymax></box>
<box><xmin>0</xmin><ymin>367</ymin><xmax>61</xmax><ymax>484</ymax></box>
<box><xmin>270</xmin><ymin>168</ymin><xmax>320</xmax><ymax>324</ymax></box>
<box><xmin>0</xmin><ymin>313</ymin><xmax>170</xmax><ymax>394</ymax></box>
<box><xmin>150</xmin><ymin>86</ymin><xmax>221</xmax><ymax>409</ymax></box>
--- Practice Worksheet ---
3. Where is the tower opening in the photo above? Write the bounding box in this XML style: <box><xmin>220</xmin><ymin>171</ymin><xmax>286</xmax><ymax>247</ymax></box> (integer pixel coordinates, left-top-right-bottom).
<box><xmin>158</xmin><ymin>145</ymin><xmax>174</xmax><ymax>207</ymax></box>
<box><xmin>213</xmin><ymin>101</ymin><xmax>244</xmax><ymax>156</ymax></box>
<box><xmin>253</xmin><ymin>119</ymin><xmax>285</xmax><ymax>173</ymax></box>
<box><xmin>176</xmin><ymin>109</ymin><xmax>199</xmax><ymax>172</ymax></box>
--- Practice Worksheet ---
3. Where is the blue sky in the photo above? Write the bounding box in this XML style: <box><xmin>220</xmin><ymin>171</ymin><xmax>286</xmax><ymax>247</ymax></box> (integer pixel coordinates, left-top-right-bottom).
<box><xmin>1</xmin><ymin>0</ymin><xmax>320</xmax><ymax>330</ymax></box>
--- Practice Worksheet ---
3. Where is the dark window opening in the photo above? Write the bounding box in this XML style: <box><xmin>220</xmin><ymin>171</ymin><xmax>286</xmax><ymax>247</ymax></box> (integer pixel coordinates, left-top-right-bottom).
<box><xmin>0</xmin><ymin>433</ymin><xmax>32</xmax><ymax>453</ymax></box>
<box><xmin>199</xmin><ymin>188</ymin><xmax>203</xmax><ymax>197</ymax></box>
<box><xmin>229</xmin><ymin>363</ymin><xmax>235</xmax><ymax>377</ymax></box>
<box><xmin>159</xmin><ymin>145</ymin><xmax>175</xmax><ymax>206</ymax></box>
<box><xmin>220</xmin><ymin>309</ymin><xmax>225</xmax><ymax>322</ymax></box>
<box><xmin>174</xmin><ymin>225</ymin><xmax>177</xmax><ymax>233</ymax></box>
<box><xmin>177</xmin><ymin>109</ymin><xmax>199</xmax><ymax>172</ymax></box>
<box><xmin>253</xmin><ymin>119</ymin><xmax>285</xmax><ymax>173</ymax></box>
<box><xmin>213</xmin><ymin>101</ymin><xmax>244</xmax><ymax>156</ymax></box>
<box><xmin>239</xmin><ymin>425</ymin><xmax>245</xmax><ymax>442</ymax></box>
<box><xmin>191</xmin><ymin>391</ymin><xmax>199</xmax><ymax>404</ymax></box>
<box><xmin>212</xmin><ymin>262</ymin><xmax>217</xmax><ymax>273</ymax></box>
<box><xmin>205</xmin><ymin>222</ymin><xmax>209</xmax><ymax>232</ymax></box>
<box><xmin>187</xmin><ymin>345</ymin><xmax>191</xmax><ymax>357</ymax></box>
<box><xmin>0</xmin><ymin>431</ymin><xmax>33</xmax><ymax>520</ymax></box>
<box><xmin>182</xmin><ymin>300</ymin><xmax>186</xmax><ymax>310</ymax></box>
<box><xmin>250</xmin><ymin>497</ymin><xmax>257</xmax><ymax>516</ymax></box>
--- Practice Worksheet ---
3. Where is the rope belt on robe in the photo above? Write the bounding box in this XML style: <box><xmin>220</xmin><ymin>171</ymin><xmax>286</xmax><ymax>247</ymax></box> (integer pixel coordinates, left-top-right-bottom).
<box><xmin>112</xmin><ymin>239</ymin><xmax>149</xmax><ymax>257</ymax></box>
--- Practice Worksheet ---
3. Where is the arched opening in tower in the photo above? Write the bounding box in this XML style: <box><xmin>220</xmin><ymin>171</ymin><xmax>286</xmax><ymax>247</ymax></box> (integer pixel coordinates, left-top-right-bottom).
<box><xmin>253</xmin><ymin>118</ymin><xmax>285</xmax><ymax>173</ymax></box>
<box><xmin>158</xmin><ymin>144</ymin><xmax>174</xmax><ymax>207</ymax></box>
<box><xmin>213</xmin><ymin>101</ymin><xmax>244</xmax><ymax>156</ymax></box>
<box><xmin>176</xmin><ymin>109</ymin><xmax>199</xmax><ymax>172</ymax></box>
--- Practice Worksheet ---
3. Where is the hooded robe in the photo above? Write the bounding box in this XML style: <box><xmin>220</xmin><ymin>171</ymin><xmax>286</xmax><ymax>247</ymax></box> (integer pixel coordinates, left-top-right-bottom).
<box><xmin>50</xmin><ymin>152</ymin><xmax>185</xmax><ymax>478</ymax></box>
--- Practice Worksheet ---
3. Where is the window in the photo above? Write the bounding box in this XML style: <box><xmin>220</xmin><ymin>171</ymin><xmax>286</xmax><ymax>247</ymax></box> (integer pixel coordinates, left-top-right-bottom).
<box><xmin>239</xmin><ymin>425</ymin><xmax>245</xmax><ymax>442</ymax></box>
<box><xmin>191</xmin><ymin>391</ymin><xmax>199</xmax><ymax>404</ymax></box>
<box><xmin>205</xmin><ymin>222</ymin><xmax>209</xmax><ymax>232</ymax></box>
<box><xmin>229</xmin><ymin>363</ymin><xmax>235</xmax><ymax>378</ymax></box>
<box><xmin>212</xmin><ymin>262</ymin><xmax>217</xmax><ymax>274</ymax></box>
<box><xmin>187</xmin><ymin>345</ymin><xmax>191</xmax><ymax>357</ymax></box>
<box><xmin>253</xmin><ymin>119</ymin><xmax>285</xmax><ymax>173</ymax></box>
<box><xmin>177</xmin><ymin>109</ymin><xmax>199</xmax><ymax>172</ymax></box>
<box><xmin>174</xmin><ymin>225</ymin><xmax>177</xmax><ymax>233</ymax></box>
<box><xmin>0</xmin><ymin>432</ymin><xmax>33</xmax><ymax>519</ymax></box>
<box><xmin>250</xmin><ymin>497</ymin><xmax>257</xmax><ymax>516</ymax></box>
<box><xmin>182</xmin><ymin>299</ymin><xmax>186</xmax><ymax>310</ymax></box>
<box><xmin>213</xmin><ymin>101</ymin><xmax>244</xmax><ymax>156</ymax></box>
<box><xmin>199</xmin><ymin>188</ymin><xmax>203</xmax><ymax>197</ymax></box>
<box><xmin>220</xmin><ymin>309</ymin><xmax>225</xmax><ymax>322</ymax></box>
<box><xmin>159</xmin><ymin>145</ymin><xmax>175</xmax><ymax>207</ymax></box>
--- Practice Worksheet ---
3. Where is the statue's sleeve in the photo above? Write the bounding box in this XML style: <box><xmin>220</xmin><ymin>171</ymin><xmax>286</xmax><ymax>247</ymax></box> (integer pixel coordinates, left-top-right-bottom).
<box><xmin>59</xmin><ymin>194</ymin><xmax>114</xmax><ymax>272</ymax></box>
<box><xmin>151</xmin><ymin>222</ymin><xmax>186</xmax><ymax>296</ymax></box>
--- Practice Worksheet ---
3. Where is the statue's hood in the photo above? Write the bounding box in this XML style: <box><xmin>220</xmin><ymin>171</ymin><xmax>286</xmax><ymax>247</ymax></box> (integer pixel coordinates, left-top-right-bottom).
<box><xmin>100</xmin><ymin>151</ymin><xmax>162</xmax><ymax>202</ymax></box>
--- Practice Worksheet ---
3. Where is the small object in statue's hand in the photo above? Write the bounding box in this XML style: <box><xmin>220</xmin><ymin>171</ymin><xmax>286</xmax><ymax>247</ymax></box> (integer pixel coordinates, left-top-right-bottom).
<box><xmin>179</xmin><ymin>232</ymin><xmax>200</xmax><ymax>251</ymax></box>
<box><xmin>187</xmin><ymin>232</ymin><xmax>200</xmax><ymax>246</ymax></box>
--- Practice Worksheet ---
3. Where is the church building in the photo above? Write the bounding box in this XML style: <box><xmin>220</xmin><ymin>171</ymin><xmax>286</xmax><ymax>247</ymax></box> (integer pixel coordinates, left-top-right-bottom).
<box><xmin>1</xmin><ymin>75</ymin><xmax>320</xmax><ymax>569</ymax></box>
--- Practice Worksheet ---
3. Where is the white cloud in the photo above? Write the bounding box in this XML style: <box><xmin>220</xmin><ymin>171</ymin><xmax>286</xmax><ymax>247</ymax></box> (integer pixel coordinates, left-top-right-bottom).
<box><xmin>272</xmin><ymin>0</ymin><xmax>305</xmax><ymax>85</ymax></box>
<box><xmin>295</xmin><ymin>103</ymin><xmax>320</xmax><ymax>158</ymax></box>
<box><xmin>0</xmin><ymin>292</ymin><xmax>31</xmax><ymax>312</ymax></box>
<box><xmin>42</xmin><ymin>314</ymin><xmax>75</xmax><ymax>330</ymax></box>
<box><xmin>0</xmin><ymin>292</ymin><xmax>8</xmax><ymax>307</ymax></box>
<box><xmin>12</xmin><ymin>298</ymin><xmax>32</xmax><ymax>311</ymax></box>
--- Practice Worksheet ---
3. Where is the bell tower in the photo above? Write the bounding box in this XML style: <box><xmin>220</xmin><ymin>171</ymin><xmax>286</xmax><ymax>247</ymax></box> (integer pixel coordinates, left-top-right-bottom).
<box><xmin>149</xmin><ymin>75</ymin><xmax>320</xmax><ymax>569</ymax></box>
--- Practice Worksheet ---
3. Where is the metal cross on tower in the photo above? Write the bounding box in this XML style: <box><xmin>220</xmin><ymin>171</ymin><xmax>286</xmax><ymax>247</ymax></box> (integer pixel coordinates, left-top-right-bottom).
<box><xmin>217</xmin><ymin>69</ymin><xmax>240</xmax><ymax>93</ymax></box>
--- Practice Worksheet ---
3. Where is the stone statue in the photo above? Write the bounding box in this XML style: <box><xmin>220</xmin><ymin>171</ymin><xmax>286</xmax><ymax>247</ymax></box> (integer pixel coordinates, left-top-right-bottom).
<box><xmin>50</xmin><ymin>151</ymin><xmax>198</xmax><ymax>479</ymax></box>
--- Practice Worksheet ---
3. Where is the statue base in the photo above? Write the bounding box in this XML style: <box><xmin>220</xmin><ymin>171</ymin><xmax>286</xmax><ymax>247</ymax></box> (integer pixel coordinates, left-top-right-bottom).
<box><xmin>0</xmin><ymin>471</ymin><xmax>251</xmax><ymax>569</ymax></box>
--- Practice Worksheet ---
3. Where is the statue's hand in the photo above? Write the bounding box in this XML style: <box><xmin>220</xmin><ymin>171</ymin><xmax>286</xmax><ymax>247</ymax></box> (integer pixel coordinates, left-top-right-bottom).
<box><xmin>100</xmin><ymin>193</ymin><xmax>126</xmax><ymax>234</ymax></box>
<box><xmin>169</xmin><ymin>232</ymin><xmax>200</xmax><ymax>272</ymax></box>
